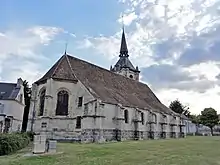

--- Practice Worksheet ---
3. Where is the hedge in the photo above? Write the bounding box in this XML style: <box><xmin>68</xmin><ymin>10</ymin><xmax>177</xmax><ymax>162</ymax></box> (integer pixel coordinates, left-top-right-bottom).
<box><xmin>0</xmin><ymin>132</ymin><xmax>30</xmax><ymax>156</ymax></box>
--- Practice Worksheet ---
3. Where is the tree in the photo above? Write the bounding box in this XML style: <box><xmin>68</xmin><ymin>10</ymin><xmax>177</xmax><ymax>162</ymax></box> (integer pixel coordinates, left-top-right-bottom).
<box><xmin>21</xmin><ymin>80</ymin><xmax>32</xmax><ymax>132</ymax></box>
<box><xmin>169</xmin><ymin>99</ymin><xmax>190</xmax><ymax>117</ymax></box>
<box><xmin>200</xmin><ymin>108</ymin><xmax>219</xmax><ymax>136</ymax></box>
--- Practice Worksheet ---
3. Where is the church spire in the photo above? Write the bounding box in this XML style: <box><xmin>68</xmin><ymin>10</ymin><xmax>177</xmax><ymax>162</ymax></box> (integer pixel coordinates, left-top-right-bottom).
<box><xmin>119</xmin><ymin>27</ymin><xmax>128</xmax><ymax>57</ymax></box>
<box><xmin>119</xmin><ymin>15</ymin><xmax>128</xmax><ymax>57</ymax></box>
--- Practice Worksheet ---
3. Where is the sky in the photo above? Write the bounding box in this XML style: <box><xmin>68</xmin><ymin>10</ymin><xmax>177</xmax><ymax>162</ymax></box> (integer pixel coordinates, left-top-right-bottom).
<box><xmin>1</xmin><ymin>0</ymin><xmax>220</xmax><ymax>115</ymax></box>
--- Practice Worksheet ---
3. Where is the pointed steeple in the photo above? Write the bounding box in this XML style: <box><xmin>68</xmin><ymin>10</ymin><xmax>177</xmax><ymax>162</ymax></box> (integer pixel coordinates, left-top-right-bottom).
<box><xmin>119</xmin><ymin>27</ymin><xmax>129</xmax><ymax>57</ymax></box>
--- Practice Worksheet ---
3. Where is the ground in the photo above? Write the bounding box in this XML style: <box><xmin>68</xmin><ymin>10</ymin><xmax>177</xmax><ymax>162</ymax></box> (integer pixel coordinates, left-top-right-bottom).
<box><xmin>1</xmin><ymin>136</ymin><xmax>220</xmax><ymax>165</ymax></box>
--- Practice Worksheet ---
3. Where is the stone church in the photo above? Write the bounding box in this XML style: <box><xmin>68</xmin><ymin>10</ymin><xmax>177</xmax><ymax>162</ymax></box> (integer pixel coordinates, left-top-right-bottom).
<box><xmin>27</xmin><ymin>28</ymin><xmax>186</xmax><ymax>143</ymax></box>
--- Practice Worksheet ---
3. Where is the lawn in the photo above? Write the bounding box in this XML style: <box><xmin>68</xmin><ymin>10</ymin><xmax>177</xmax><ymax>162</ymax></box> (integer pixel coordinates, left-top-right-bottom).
<box><xmin>1</xmin><ymin>136</ymin><xmax>220</xmax><ymax>165</ymax></box>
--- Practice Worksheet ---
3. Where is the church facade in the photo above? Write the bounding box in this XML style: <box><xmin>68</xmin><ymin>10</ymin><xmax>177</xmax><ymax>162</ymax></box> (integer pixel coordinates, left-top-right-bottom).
<box><xmin>27</xmin><ymin>29</ymin><xmax>186</xmax><ymax>143</ymax></box>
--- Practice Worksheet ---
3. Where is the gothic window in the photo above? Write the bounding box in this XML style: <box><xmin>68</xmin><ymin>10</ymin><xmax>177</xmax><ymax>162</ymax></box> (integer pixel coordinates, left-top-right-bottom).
<box><xmin>141</xmin><ymin>112</ymin><xmax>144</xmax><ymax>125</ymax></box>
<box><xmin>39</xmin><ymin>89</ymin><xmax>46</xmax><ymax>116</ymax></box>
<box><xmin>76</xmin><ymin>116</ymin><xmax>81</xmax><ymax>129</ymax></box>
<box><xmin>56</xmin><ymin>90</ymin><xmax>69</xmax><ymax>116</ymax></box>
<box><xmin>78</xmin><ymin>97</ymin><xmax>83</xmax><ymax>107</ymax></box>
<box><xmin>124</xmin><ymin>110</ymin><xmax>129</xmax><ymax>123</ymax></box>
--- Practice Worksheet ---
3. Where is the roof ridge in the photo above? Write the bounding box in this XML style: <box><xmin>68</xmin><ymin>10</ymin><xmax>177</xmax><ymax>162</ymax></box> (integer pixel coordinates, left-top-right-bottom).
<box><xmin>66</xmin><ymin>54</ymin><xmax>145</xmax><ymax>84</ymax></box>
<box><xmin>51</xmin><ymin>55</ymin><xmax>66</xmax><ymax>77</ymax></box>
<box><xmin>0</xmin><ymin>82</ymin><xmax>16</xmax><ymax>85</ymax></box>
<box><xmin>64</xmin><ymin>55</ymin><xmax>77</xmax><ymax>80</ymax></box>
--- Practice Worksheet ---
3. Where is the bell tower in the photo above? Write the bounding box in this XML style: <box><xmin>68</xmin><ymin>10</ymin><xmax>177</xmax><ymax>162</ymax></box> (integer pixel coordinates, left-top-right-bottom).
<box><xmin>110</xmin><ymin>27</ymin><xmax>140</xmax><ymax>81</ymax></box>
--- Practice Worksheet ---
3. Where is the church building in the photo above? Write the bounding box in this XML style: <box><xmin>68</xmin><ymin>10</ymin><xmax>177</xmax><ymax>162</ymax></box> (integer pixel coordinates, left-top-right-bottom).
<box><xmin>27</xmin><ymin>28</ymin><xmax>186</xmax><ymax>143</ymax></box>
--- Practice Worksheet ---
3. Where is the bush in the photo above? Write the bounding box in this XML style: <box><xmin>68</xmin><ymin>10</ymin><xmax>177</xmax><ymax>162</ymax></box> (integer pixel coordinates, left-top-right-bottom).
<box><xmin>26</xmin><ymin>131</ymin><xmax>36</xmax><ymax>141</ymax></box>
<box><xmin>0</xmin><ymin>132</ymin><xmax>30</xmax><ymax>156</ymax></box>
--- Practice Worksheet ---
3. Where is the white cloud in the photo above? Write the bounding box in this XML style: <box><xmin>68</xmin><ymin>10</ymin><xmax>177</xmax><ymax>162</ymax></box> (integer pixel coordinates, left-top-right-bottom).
<box><xmin>0</xmin><ymin>26</ymin><xmax>63</xmax><ymax>83</ymax></box>
<box><xmin>27</xmin><ymin>26</ymin><xmax>63</xmax><ymax>45</ymax></box>
<box><xmin>78</xmin><ymin>0</ymin><xmax>220</xmax><ymax>114</ymax></box>
<box><xmin>184</xmin><ymin>61</ymin><xmax>220</xmax><ymax>81</ymax></box>
<box><xmin>157</xmin><ymin>86</ymin><xmax>220</xmax><ymax>114</ymax></box>
<box><xmin>118</xmin><ymin>12</ymin><xmax>138</xmax><ymax>26</ymax></box>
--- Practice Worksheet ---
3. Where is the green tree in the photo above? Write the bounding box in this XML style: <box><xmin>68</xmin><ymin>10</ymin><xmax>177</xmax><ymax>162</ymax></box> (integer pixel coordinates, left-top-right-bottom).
<box><xmin>200</xmin><ymin>108</ymin><xmax>219</xmax><ymax>136</ymax></box>
<box><xmin>169</xmin><ymin>99</ymin><xmax>190</xmax><ymax>117</ymax></box>
<box><xmin>21</xmin><ymin>80</ymin><xmax>31</xmax><ymax>132</ymax></box>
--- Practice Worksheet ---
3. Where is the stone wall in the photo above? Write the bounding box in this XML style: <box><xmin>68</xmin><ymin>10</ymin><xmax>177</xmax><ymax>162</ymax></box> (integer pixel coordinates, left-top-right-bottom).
<box><xmin>27</xmin><ymin>78</ymin><xmax>186</xmax><ymax>143</ymax></box>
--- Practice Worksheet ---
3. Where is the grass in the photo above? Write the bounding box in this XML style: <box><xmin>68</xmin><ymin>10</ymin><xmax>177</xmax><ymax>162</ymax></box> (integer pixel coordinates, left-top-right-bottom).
<box><xmin>1</xmin><ymin>136</ymin><xmax>220</xmax><ymax>165</ymax></box>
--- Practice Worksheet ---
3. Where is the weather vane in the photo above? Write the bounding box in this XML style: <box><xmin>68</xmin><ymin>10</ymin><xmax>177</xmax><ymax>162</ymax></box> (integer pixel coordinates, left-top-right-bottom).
<box><xmin>64</xmin><ymin>40</ymin><xmax>68</xmax><ymax>55</ymax></box>
<box><xmin>121</xmin><ymin>14</ymin><xmax>125</xmax><ymax>30</ymax></box>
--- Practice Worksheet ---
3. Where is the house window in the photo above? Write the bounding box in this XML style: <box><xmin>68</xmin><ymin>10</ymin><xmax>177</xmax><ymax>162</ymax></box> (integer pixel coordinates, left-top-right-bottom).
<box><xmin>124</xmin><ymin>110</ymin><xmax>129</xmax><ymax>123</ymax></box>
<box><xmin>141</xmin><ymin>112</ymin><xmax>144</xmax><ymax>125</ymax></box>
<box><xmin>39</xmin><ymin>89</ymin><xmax>46</xmax><ymax>116</ymax></box>
<box><xmin>56</xmin><ymin>90</ymin><xmax>69</xmax><ymax>116</ymax></box>
<box><xmin>76</xmin><ymin>116</ymin><xmax>81</xmax><ymax>129</ymax></box>
<box><xmin>78</xmin><ymin>97</ymin><xmax>83</xmax><ymax>107</ymax></box>
<box><xmin>41</xmin><ymin>122</ymin><xmax>47</xmax><ymax>128</ymax></box>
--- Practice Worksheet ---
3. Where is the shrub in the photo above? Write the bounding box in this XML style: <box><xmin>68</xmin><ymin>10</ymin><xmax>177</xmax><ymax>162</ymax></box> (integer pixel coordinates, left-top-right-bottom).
<box><xmin>26</xmin><ymin>131</ymin><xmax>36</xmax><ymax>141</ymax></box>
<box><xmin>0</xmin><ymin>133</ymin><xmax>30</xmax><ymax>156</ymax></box>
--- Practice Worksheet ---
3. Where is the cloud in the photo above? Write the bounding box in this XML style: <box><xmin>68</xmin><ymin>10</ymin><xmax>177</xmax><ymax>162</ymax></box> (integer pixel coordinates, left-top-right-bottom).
<box><xmin>157</xmin><ymin>86</ymin><xmax>220</xmax><ymax>114</ymax></box>
<box><xmin>0</xmin><ymin>26</ymin><xmax>63</xmax><ymax>83</ymax></box>
<box><xmin>178</xmin><ymin>26</ymin><xmax>220</xmax><ymax>66</ymax></box>
<box><xmin>77</xmin><ymin>0</ymin><xmax>220</xmax><ymax>113</ymax></box>
<box><xmin>141</xmin><ymin>64</ymin><xmax>216</xmax><ymax>93</ymax></box>
<box><xmin>118</xmin><ymin>12</ymin><xmax>138</xmax><ymax>26</ymax></box>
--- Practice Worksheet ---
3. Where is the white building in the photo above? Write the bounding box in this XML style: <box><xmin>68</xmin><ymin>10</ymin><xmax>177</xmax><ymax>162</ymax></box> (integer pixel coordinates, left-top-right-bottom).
<box><xmin>27</xmin><ymin>29</ymin><xmax>187</xmax><ymax>142</ymax></box>
<box><xmin>0</xmin><ymin>78</ymin><xmax>25</xmax><ymax>133</ymax></box>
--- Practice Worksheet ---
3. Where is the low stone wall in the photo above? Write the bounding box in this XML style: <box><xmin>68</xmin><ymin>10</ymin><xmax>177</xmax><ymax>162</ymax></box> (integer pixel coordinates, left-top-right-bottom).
<box><xmin>35</xmin><ymin>129</ymin><xmax>185</xmax><ymax>143</ymax></box>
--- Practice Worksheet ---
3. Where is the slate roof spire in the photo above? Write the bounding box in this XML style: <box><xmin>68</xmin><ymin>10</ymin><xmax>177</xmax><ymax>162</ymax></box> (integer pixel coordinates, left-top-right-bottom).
<box><xmin>119</xmin><ymin>27</ymin><xmax>129</xmax><ymax>57</ymax></box>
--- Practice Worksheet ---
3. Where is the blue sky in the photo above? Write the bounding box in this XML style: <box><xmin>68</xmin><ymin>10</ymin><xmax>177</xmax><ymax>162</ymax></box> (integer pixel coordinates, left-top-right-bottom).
<box><xmin>1</xmin><ymin>0</ymin><xmax>220</xmax><ymax>114</ymax></box>
<box><xmin>0</xmin><ymin>0</ymin><xmax>121</xmax><ymax>35</ymax></box>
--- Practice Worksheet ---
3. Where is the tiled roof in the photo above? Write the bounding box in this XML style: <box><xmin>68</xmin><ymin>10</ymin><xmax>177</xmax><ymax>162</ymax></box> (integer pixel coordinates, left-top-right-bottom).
<box><xmin>35</xmin><ymin>54</ymin><xmax>177</xmax><ymax>115</ymax></box>
<box><xmin>35</xmin><ymin>55</ymin><xmax>78</xmax><ymax>83</ymax></box>
<box><xmin>0</xmin><ymin>83</ymin><xmax>19</xmax><ymax>100</ymax></box>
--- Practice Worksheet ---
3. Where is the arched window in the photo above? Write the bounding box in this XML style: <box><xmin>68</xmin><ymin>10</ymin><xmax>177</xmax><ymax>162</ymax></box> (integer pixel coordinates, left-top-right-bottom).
<box><xmin>39</xmin><ymin>89</ymin><xmax>46</xmax><ymax>116</ymax></box>
<box><xmin>56</xmin><ymin>90</ymin><xmax>69</xmax><ymax>116</ymax></box>
<box><xmin>124</xmin><ymin>110</ymin><xmax>129</xmax><ymax>123</ymax></box>
<box><xmin>141</xmin><ymin>112</ymin><xmax>144</xmax><ymax>125</ymax></box>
